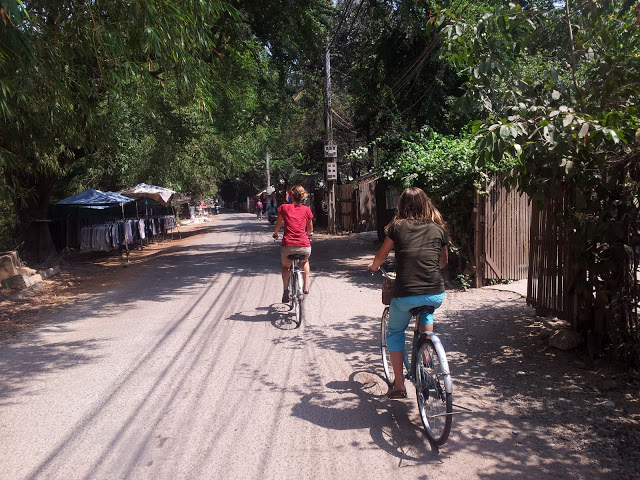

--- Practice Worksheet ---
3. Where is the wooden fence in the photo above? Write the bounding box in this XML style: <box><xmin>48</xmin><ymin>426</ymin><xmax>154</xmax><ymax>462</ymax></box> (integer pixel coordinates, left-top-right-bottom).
<box><xmin>475</xmin><ymin>173</ymin><xmax>531</xmax><ymax>287</ymax></box>
<box><xmin>526</xmin><ymin>193</ymin><xmax>581</xmax><ymax>324</ymax></box>
<box><xmin>335</xmin><ymin>183</ymin><xmax>356</xmax><ymax>232</ymax></box>
<box><xmin>527</xmin><ymin>187</ymin><xmax>640</xmax><ymax>343</ymax></box>
<box><xmin>356</xmin><ymin>178</ymin><xmax>377</xmax><ymax>232</ymax></box>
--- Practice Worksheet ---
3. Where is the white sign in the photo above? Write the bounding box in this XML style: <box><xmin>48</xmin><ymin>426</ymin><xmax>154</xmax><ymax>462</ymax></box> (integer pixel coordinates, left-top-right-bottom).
<box><xmin>326</xmin><ymin>162</ymin><xmax>337</xmax><ymax>181</ymax></box>
<box><xmin>324</xmin><ymin>143</ymin><xmax>337</xmax><ymax>158</ymax></box>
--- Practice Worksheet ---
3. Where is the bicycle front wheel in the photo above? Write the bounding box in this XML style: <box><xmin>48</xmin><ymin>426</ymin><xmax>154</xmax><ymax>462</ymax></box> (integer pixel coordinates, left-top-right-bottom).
<box><xmin>415</xmin><ymin>338</ymin><xmax>452</xmax><ymax>445</ymax></box>
<box><xmin>380</xmin><ymin>307</ymin><xmax>393</xmax><ymax>385</ymax></box>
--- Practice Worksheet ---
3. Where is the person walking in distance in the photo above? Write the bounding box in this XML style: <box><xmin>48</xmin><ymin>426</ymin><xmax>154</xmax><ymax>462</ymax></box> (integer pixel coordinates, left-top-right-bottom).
<box><xmin>273</xmin><ymin>185</ymin><xmax>313</xmax><ymax>302</ymax></box>
<box><xmin>256</xmin><ymin>199</ymin><xmax>263</xmax><ymax>220</ymax></box>
<box><xmin>368</xmin><ymin>187</ymin><xmax>449</xmax><ymax>399</ymax></box>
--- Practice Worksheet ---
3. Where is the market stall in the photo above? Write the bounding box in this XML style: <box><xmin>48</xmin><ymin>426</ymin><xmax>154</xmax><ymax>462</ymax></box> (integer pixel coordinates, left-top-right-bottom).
<box><xmin>52</xmin><ymin>189</ymin><xmax>136</xmax><ymax>259</ymax></box>
<box><xmin>120</xmin><ymin>183</ymin><xmax>180</xmax><ymax>238</ymax></box>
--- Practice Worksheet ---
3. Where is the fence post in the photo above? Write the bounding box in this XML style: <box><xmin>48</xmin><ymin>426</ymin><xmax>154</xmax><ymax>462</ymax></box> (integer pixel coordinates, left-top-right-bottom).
<box><xmin>474</xmin><ymin>179</ymin><xmax>486</xmax><ymax>288</ymax></box>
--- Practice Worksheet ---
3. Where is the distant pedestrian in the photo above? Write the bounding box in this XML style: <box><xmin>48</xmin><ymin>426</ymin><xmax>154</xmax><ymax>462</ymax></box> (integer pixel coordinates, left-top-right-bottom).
<box><xmin>257</xmin><ymin>199</ymin><xmax>263</xmax><ymax>219</ymax></box>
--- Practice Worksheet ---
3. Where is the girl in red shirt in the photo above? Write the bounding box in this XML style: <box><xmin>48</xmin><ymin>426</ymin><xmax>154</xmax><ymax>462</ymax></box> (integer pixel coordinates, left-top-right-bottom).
<box><xmin>273</xmin><ymin>185</ymin><xmax>313</xmax><ymax>302</ymax></box>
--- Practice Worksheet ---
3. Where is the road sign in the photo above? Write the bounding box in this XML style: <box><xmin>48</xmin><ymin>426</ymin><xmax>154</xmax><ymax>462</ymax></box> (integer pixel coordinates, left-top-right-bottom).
<box><xmin>326</xmin><ymin>162</ymin><xmax>337</xmax><ymax>181</ymax></box>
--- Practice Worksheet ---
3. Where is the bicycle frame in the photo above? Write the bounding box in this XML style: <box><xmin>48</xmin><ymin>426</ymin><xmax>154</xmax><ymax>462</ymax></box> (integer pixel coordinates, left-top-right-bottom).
<box><xmin>400</xmin><ymin>316</ymin><xmax>452</xmax><ymax>394</ymax></box>
<box><xmin>288</xmin><ymin>258</ymin><xmax>303</xmax><ymax>296</ymax></box>
<box><xmin>377</xmin><ymin>265</ymin><xmax>460</xmax><ymax>445</ymax></box>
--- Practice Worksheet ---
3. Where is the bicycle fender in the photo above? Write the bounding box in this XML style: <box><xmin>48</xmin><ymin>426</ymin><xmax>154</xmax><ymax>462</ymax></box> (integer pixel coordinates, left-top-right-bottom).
<box><xmin>425</xmin><ymin>332</ymin><xmax>453</xmax><ymax>394</ymax></box>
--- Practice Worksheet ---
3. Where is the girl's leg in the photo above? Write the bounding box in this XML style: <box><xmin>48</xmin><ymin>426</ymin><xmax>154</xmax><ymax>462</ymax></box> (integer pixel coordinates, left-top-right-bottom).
<box><xmin>415</xmin><ymin>292</ymin><xmax>446</xmax><ymax>333</ymax></box>
<box><xmin>281</xmin><ymin>263</ymin><xmax>291</xmax><ymax>289</ymax></box>
<box><xmin>390</xmin><ymin>351</ymin><xmax>405</xmax><ymax>390</ymax></box>
<box><xmin>386</xmin><ymin>298</ymin><xmax>413</xmax><ymax>394</ymax></box>
<box><xmin>300</xmin><ymin>259</ymin><xmax>310</xmax><ymax>292</ymax></box>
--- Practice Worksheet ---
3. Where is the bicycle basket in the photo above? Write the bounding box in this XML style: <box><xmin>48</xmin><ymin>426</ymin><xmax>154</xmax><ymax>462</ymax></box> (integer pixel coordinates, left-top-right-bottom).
<box><xmin>382</xmin><ymin>272</ymin><xmax>396</xmax><ymax>305</ymax></box>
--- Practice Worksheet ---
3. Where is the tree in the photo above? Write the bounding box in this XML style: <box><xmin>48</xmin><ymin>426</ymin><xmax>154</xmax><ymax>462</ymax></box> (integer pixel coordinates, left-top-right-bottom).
<box><xmin>439</xmin><ymin>1</ymin><xmax>640</xmax><ymax>363</ymax></box>
<box><xmin>0</xmin><ymin>0</ymin><xmax>239</xmax><ymax>257</ymax></box>
<box><xmin>0</xmin><ymin>0</ymin><xmax>333</xmax><ymax>257</ymax></box>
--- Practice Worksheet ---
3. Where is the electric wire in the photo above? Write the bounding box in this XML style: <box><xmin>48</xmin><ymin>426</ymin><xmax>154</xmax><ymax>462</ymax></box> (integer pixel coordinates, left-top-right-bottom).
<box><xmin>328</xmin><ymin>0</ymin><xmax>355</xmax><ymax>49</ymax></box>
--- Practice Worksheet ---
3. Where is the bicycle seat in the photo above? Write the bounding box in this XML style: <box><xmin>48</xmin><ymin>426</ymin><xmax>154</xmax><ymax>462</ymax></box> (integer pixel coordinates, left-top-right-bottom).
<box><xmin>287</xmin><ymin>254</ymin><xmax>307</xmax><ymax>261</ymax></box>
<box><xmin>409</xmin><ymin>305</ymin><xmax>435</xmax><ymax>316</ymax></box>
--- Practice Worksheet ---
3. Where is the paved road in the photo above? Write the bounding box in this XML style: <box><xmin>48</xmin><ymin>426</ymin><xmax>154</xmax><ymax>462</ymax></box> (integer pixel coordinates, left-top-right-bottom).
<box><xmin>0</xmin><ymin>213</ymin><xmax>598</xmax><ymax>479</ymax></box>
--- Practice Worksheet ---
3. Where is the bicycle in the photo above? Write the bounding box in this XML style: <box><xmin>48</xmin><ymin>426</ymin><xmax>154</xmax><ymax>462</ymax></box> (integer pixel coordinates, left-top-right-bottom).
<box><xmin>285</xmin><ymin>254</ymin><xmax>305</xmax><ymax>327</ymax></box>
<box><xmin>378</xmin><ymin>266</ymin><xmax>453</xmax><ymax>445</ymax></box>
<box><xmin>273</xmin><ymin>233</ymin><xmax>307</xmax><ymax>328</ymax></box>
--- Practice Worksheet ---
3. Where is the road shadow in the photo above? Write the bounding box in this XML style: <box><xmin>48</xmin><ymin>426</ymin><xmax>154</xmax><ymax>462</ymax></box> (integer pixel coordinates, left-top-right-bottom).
<box><xmin>291</xmin><ymin>371</ymin><xmax>443</xmax><ymax>464</ymax></box>
<box><xmin>228</xmin><ymin>303</ymin><xmax>300</xmax><ymax>331</ymax></box>
<box><xmin>2</xmin><ymin>212</ymin><xmax>635</xmax><ymax>479</ymax></box>
<box><xmin>296</xmin><ymin>297</ymin><xmax>626</xmax><ymax>479</ymax></box>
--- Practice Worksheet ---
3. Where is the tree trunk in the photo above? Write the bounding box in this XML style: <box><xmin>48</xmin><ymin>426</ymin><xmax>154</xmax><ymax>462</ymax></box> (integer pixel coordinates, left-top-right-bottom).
<box><xmin>5</xmin><ymin>167</ymin><xmax>58</xmax><ymax>264</ymax></box>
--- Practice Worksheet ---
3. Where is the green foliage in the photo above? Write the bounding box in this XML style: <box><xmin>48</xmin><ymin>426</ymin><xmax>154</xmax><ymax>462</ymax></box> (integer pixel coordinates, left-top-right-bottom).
<box><xmin>488</xmin><ymin>278</ymin><xmax>513</xmax><ymax>285</ymax></box>
<box><xmin>439</xmin><ymin>1</ymin><xmax>640</xmax><ymax>364</ymax></box>
<box><xmin>437</xmin><ymin>2</ymin><xmax>639</xmax><ymax>193</ymax></box>
<box><xmin>368</xmin><ymin>126</ymin><xmax>514</xmax><ymax>273</ymax></box>
<box><xmin>0</xmin><ymin>0</ymin><xmax>332</xmax><ymax>253</ymax></box>
<box><xmin>456</xmin><ymin>273</ymin><xmax>472</xmax><ymax>291</ymax></box>
<box><xmin>333</xmin><ymin>0</ymin><xmax>477</xmax><ymax>142</ymax></box>
<box><xmin>0</xmin><ymin>193</ymin><xmax>19</xmax><ymax>251</ymax></box>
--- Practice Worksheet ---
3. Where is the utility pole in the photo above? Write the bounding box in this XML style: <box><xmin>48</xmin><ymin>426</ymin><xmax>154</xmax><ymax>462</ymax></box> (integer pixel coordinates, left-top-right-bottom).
<box><xmin>266</xmin><ymin>151</ymin><xmax>273</xmax><ymax>203</ymax></box>
<box><xmin>324</xmin><ymin>46</ymin><xmax>337</xmax><ymax>234</ymax></box>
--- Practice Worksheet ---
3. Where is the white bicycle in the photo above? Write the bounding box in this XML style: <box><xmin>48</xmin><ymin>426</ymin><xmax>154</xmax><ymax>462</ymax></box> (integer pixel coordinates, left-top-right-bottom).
<box><xmin>378</xmin><ymin>266</ymin><xmax>454</xmax><ymax>445</ymax></box>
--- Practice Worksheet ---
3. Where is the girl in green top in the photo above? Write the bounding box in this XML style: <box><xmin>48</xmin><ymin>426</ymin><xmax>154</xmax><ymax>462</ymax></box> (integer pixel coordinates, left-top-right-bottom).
<box><xmin>368</xmin><ymin>187</ymin><xmax>449</xmax><ymax>399</ymax></box>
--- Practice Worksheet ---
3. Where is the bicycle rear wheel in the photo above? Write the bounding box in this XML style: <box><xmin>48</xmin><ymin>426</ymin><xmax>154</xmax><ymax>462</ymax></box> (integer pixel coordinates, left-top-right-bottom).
<box><xmin>380</xmin><ymin>307</ymin><xmax>393</xmax><ymax>384</ymax></box>
<box><xmin>415</xmin><ymin>338</ymin><xmax>452</xmax><ymax>445</ymax></box>
<box><xmin>288</xmin><ymin>270</ymin><xmax>295</xmax><ymax>311</ymax></box>
<box><xmin>289</xmin><ymin>267</ymin><xmax>303</xmax><ymax>327</ymax></box>
<box><xmin>293</xmin><ymin>293</ymin><xmax>303</xmax><ymax>327</ymax></box>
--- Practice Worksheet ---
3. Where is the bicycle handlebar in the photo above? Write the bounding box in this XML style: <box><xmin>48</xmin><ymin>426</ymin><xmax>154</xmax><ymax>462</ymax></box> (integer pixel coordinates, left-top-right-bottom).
<box><xmin>272</xmin><ymin>232</ymin><xmax>313</xmax><ymax>241</ymax></box>
<box><xmin>376</xmin><ymin>265</ymin><xmax>394</xmax><ymax>280</ymax></box>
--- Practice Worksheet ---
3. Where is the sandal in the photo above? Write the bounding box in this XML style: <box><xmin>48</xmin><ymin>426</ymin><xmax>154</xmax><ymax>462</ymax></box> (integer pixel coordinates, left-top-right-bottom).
<box><xmin>386</xmin><ymin>386</ymin><xmax>407</xmax><ymax>399</ymax></box>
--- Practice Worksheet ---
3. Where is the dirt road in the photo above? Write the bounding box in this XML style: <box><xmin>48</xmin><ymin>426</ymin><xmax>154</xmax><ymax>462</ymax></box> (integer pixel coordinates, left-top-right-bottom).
<box><xmin>0</xmin><ymin>212</ymin><xmax>637</xmax><ymax>479</ymax></box>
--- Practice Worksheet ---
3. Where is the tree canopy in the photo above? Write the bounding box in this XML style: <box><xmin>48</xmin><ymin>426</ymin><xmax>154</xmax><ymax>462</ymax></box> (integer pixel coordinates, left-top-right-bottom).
<box><xmin>0</xmin><ymin>0</ymin><xmax>332</xmax><ymax>254</ymax></box>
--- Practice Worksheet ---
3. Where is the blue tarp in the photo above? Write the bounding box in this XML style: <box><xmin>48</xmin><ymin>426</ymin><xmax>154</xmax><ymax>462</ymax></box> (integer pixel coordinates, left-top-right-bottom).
<box><xmin>56</xmin><ymin>189</ymin><xmax>135</xmax><ymax>208</ymax></box>
<box><xmin>105</xmin><ymin>191</ymin><xmax>136</xmax><ymax>204</ymax></box>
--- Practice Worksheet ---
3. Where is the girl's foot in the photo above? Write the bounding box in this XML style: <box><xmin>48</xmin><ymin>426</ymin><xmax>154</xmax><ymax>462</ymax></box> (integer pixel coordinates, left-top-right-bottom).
<box><xmin>386</xmin><ymin>385</ymin><xmax>407</xmax><ymax>399</ymax></box>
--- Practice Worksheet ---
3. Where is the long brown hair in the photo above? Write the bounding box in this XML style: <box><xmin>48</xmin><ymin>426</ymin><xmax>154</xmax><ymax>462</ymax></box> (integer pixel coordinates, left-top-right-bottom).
<box><xmin>386</xmin><ymin>187</ymin><xmax>447</xmax><ymax>231</ymax></box>
<box><xmin>290</xmin><ymin>185</ymin><xmax>308</xmax><ymax>204</ymax></box>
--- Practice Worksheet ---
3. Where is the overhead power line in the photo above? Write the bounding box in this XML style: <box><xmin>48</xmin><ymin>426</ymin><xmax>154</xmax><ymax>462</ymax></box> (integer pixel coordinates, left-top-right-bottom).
<box><xmin>329</xmin><ymin>0</ymin><xmax>355</xmax><ymax>48</ymax></box>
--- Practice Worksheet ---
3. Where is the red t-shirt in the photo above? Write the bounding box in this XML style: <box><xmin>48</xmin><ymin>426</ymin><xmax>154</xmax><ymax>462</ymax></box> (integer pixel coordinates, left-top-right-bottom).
<box><xmin>278</xmin><ymin>203</ymin><xmax>313</xmax><ymax>247</ymax></box>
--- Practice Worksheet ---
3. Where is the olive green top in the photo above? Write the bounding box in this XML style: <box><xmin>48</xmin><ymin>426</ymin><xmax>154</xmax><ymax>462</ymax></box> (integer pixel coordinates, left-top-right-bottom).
<box><xmin>387</xmin><ymin>220</ymin><xmax>448</xmax><ymax>297</ymax></box>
